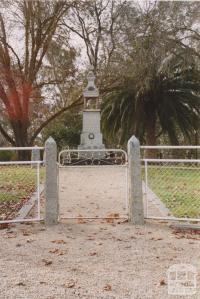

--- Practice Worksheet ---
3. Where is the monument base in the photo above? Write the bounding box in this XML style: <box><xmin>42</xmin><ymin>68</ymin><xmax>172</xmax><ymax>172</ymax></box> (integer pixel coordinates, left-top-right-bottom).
<box><xmin>78</xmin><ymin>144</ymin><xmax>105</xmax><ymax>159</ymax></box>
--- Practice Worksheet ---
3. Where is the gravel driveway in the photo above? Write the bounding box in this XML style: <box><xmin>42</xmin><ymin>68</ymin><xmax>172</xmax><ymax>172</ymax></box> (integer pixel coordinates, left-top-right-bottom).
<box><xmin>0</xmin><ymin>220</ymin><xmax>200</xmax><ymax>299</ymax></box>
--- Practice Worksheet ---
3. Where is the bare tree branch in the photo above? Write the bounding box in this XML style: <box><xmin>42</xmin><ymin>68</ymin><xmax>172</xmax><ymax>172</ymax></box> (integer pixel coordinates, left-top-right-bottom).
<box><xmin>29</xmin><ymin>95</ymin><xmax>83</xmax><ymax>144</ymax></box>
<box><xmin>0</xmin><ymin>37</ymin><xmax>23</xmax><ymax>73</ymax></box>
<box><xmin>0</xmin><ymin>123</ymin><xmax>15</xmax><ymax>145</ymax></box>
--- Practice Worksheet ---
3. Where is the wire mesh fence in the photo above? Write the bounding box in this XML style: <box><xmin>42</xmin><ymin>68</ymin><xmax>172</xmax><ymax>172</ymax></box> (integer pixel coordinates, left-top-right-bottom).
<box><xmin>0</xmin><ymin>147</ymin><xmax>44</xmax><ymax>223</ymax></box>
<box><xmin>142</xmin><ymin>159</ymin><xmax>200</xmax><ymax>221</ymax></box>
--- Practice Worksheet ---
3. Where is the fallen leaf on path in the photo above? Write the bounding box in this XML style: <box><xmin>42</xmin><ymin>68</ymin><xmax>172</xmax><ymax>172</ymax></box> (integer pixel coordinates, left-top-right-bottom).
<box><xmin>42</xmin><ymin>259</ymin><xmax>53</xmax><ymax>266</ymax></box>
<box><xmin>27</xmin><ymin>239</ymin><xmax>34</xmax><ymax>243</ymax></box>
<box><xmin>172</xmin><ymin>229</ymin><xmax>200</xmax><ymax>240</ymax></box>
<box><xmin>160</xmin><ymin>279</ymin><xmax>166</xmax><ymax>286</ymax></box>
<box><xmin>49</xmin><ymin>248</ymin><xmax>66</xmax><ymax>255</ymax></box>
<box><xmin>49</xmin><ymin>248</ymin><xmax>59</xmax><ymax>254</ymax></box>
<box><xmin>150</xmin><ymin>237</ymin><xmax>163</xmax><ymax>241</ymax></box>
<box><xmin>51</xmin><ymin>239</ymin><xmax>66</xmax><ymax>244</ymax></box>
<box><xmin>63</xmin><ymin>280</ymin><xmax>76</xmax><ymax>288</ymax></box>
<box><xmin>106</xmin><ymin>213</ymin><xmax>120</xmax><ymax>224</ymax></box>
<box><xmin>22</xmin><ymin>231</ymin><xmax>31</xmax><ymax>236</ymax></box>
<box><xmin>89</xmin><ymin>252</ymin><xmax>97</xmax><ymax>256</ymax></box>
<box><xmin>86</xmin><ymin>236</ymin><xmax>95</xmax><ymax>240</ymax></box>
<box><xmin>103</xmin><ymin>284</ymin><xmax>112</xmax><ymax>291</ymax></box>
<box><xmin>16</xmin><ymin>282</ymin><xmax>26</xmax><ymax>286</ymax></box>
<box><xmin>116</xmin><ymin>238</ymin><xmax>123</xmax><ymax>241</ymax></box>
<box><xmin>58</xmin><ymin>250</ymin><xmax>66</xmax><ymax>256</ymax></box>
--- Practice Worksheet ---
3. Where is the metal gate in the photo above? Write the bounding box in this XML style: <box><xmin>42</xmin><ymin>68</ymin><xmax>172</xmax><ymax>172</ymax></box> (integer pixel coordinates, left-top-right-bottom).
<box><xmin>58</xmin><ymin>149</ymin><xmax>128</xmax><ymax>220</ymax></box>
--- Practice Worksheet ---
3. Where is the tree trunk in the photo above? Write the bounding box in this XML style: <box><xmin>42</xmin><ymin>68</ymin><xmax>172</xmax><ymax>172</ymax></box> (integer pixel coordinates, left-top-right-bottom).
<box><xmin>11</xmin><ymin>120</ymin><xmax>31</xmax><ymax>160</ymax></box>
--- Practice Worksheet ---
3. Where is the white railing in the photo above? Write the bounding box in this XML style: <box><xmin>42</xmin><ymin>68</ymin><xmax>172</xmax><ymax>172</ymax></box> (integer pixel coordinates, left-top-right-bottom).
<box><xmin>0</xmin><ymin>147</ymin><xmax>44</xmax><ymax>150</ymax></box>
<box><xmin>141</xmin><ymin>146</ymin><xmax>200</xmax><ymax>149</ymax></box>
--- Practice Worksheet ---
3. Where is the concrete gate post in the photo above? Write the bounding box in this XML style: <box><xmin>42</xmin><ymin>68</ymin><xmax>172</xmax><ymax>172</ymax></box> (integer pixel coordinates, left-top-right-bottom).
<box><xmin>127</xmin><ymin>135</ymin><xmax>144</xmax><ymax>225</ymax></box>
<box><xmin>45</xmin><ymin>137</ymin><xmax>59</xmax><ymax>225</ymax></box>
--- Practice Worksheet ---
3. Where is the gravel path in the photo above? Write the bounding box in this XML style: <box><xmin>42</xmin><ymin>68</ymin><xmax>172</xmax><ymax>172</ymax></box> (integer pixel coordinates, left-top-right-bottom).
<box><xmin>59</xmin><ymin>166</ymin><xmax>128</xmax><ymax>219</ymax></box>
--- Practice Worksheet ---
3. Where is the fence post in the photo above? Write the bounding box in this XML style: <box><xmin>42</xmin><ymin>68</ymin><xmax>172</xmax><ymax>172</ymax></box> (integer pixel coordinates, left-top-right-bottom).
<box><xmin>127</xmin><ymin>135</ymin><xmax>144</xmax><ymax>225</ymax></box>
<box><xmin>45</xmin><ymin>137</ymin><xmax>58</xmax><ymax>225</ymax></box>
<box><xmin>31</xmin><ymin>145</ymin><xmax>40</xmax><ymax>167</ymax></box>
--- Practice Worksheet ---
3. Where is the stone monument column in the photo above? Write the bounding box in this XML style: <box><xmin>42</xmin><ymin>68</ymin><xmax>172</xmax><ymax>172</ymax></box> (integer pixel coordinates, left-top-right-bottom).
<box><xmin>78</xmin><ymin>70</ymin><xmax>105</xmax><ymax>156</ymax></box>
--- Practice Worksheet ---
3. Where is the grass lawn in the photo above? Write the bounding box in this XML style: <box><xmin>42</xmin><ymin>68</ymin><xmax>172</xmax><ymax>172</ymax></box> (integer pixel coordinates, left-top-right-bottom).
<box><xmin>0</xmin><ymin>165</ymin><xmax>44</xmax><ymax>220</ymax></box>
<box><xmin>144</xmin><ymin>165</ymin><xmax>200</xmax><ymax>218</ymax></box>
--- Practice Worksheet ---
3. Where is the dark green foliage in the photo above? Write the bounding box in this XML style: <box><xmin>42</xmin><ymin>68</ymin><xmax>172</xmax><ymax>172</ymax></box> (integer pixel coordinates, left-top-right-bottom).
<box><xmin>102</xmin><ymin>58</ymin><xmax>200</xmax><ymax>146</ymax></box>
<box><xmin>101</xmin><ymin>86</ymin><xmax>136</xmax><ymax>145</ymax></box>
<box><xmin>42</xmin><ymin>111</ymin><xmax>82</xmax><ymax>150</ymax></box>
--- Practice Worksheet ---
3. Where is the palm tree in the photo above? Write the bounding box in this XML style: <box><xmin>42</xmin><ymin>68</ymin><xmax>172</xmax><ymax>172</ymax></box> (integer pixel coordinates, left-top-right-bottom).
<box><xmin>101</xmin><ymin>57</ymin><xmax>200</xmax><ymax>156</ymax></box>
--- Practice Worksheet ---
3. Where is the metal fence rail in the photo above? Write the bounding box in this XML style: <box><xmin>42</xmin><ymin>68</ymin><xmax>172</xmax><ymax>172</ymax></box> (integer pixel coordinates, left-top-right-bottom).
<box><xmin>142</xmin><ymin>158</ymin><xmax>200</xmax><ymax>222</ymax></box>
<box><xmin>141</xmin><ymin>145</ymin><xmax>200</xmax><ymax>160</ymax></box>
<box><xmin>0</xmin><ymin>147</ymin><xmax>44</xmax><ymax>224</ymax></box>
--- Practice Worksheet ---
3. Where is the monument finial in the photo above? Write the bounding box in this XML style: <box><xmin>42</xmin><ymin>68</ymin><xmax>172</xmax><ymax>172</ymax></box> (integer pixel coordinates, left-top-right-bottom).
<box><xmin>88</xmin><ymin>64</ymin><xmax>94</xmax><ymax>72</ymax></box>
<box><xmin>83</xmin><ymin>69</ymin><xmax>99</xmax><ymax>98</ymax></box>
